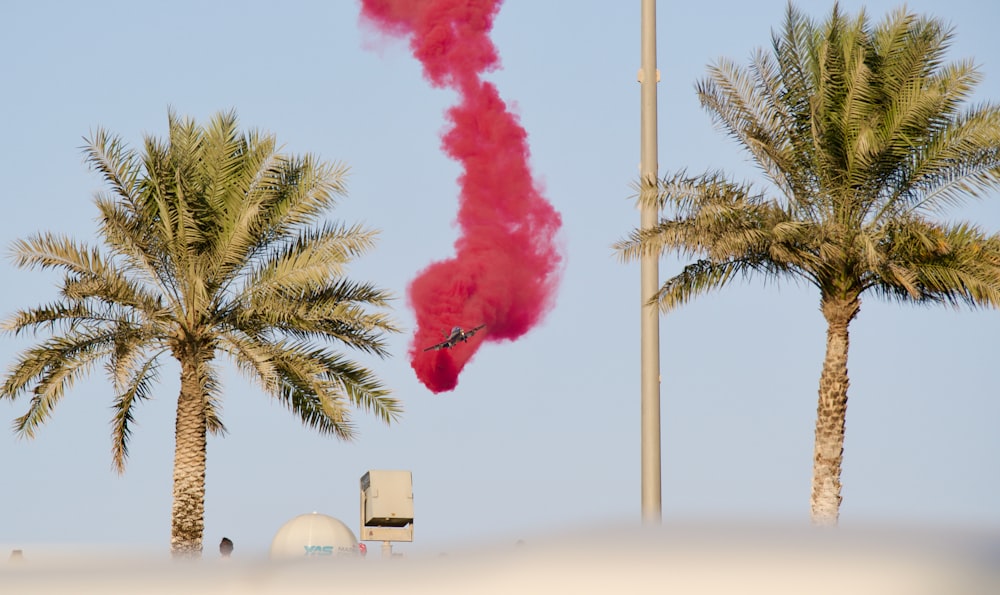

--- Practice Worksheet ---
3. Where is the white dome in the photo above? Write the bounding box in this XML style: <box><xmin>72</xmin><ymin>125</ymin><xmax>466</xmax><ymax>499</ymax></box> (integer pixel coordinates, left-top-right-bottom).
<box><xmin>269</xmin><ymin>512</ymin><xmax>361</xmax><ymax>560</ymax></box>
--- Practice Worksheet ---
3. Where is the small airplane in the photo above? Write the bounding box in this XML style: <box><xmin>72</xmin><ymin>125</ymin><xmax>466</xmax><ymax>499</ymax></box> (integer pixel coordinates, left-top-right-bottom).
<box><xmin>422</xmin><ymin>324</ymin><xmax>486</xmax><ymax>352</ymax></box>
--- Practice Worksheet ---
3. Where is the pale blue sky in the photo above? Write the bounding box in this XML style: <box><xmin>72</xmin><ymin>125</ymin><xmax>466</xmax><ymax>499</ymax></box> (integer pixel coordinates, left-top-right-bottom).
<box><xmin>1</xmin><ymin>0</ymin><xmax>999</xmax><ymax>557</ymax></box>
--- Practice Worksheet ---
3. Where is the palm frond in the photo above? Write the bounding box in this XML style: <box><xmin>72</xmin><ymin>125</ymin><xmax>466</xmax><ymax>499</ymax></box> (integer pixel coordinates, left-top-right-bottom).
<box><xmin>200</xmin><ymin>360</ymin><xmax>227</xmax><ymax>436</ymax></box>
<box><xmin>240</xmin><ymin>222</ymin><xmax>381</xmax><ymax>298</ymax></box>
<box><xmin>9</xmin><ymin>233</ymin><xmax>105</xmax><ymax>276</ymax></box>
<box><xmin>3</xmin><ymin>301</ymin><xmax>94</xmax><ymax>336</ymax></box>
<box><xmin>239</xmin><ymin>340</ymin><xmax>401</xmax><ymax>440</ymax></box>
<box><xmin>269</xmin><ymin>344</ymin><xmax>356</xmax><ymax>439</ymax></box>
<box><xmin>6</xmin><ymin>332</ymin><xmax>115</xmax><ymax>437</ymax></box>
<box><xmin>319</xmin><ymin>352</ymin><xmax>401</xmax><ymax>425</ymax></box>
<box><xmin>268</xmin><ymin>156</ymin><xmax>350</xmax><ymax>234</ymax></box>
<box><xmin>81</xmin><ymin>128</ymin><xmax>141</xmax><ymax>204</ymax></box>
<box><xmin>110</xmin><ymin>354</ymin><xmax>161</xmax><ymax>473</ymax></box>
<box><xmin>652</xmin><ymin>258</ymin><xmax>783</xmax><ymax>312</ymax></box>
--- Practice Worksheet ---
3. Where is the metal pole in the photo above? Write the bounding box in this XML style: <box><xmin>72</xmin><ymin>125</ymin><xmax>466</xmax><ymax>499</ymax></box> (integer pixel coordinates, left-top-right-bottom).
<box><xmin>639</xmin><ymin>0</ymin><xmax>662</xmax><ymax>523</ymax></box>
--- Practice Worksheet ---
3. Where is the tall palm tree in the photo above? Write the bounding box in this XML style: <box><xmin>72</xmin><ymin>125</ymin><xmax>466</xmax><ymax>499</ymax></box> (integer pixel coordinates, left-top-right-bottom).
<box><xmin>616</xmin><ymin>3</ymin><xmax>1000</xmax><ymax>525</ymax></box>
<box><xmin>1</xmin><ymin>110</ymin><xmax>401</xmax><ymax>556</ymax></box>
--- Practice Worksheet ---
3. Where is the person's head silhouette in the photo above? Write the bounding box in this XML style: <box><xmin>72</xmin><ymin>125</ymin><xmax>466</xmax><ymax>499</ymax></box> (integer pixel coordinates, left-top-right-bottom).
<box><xmin>220</xmin><ymin>537</ymin><xmax>234</xmax><ymax>558</ymax></box>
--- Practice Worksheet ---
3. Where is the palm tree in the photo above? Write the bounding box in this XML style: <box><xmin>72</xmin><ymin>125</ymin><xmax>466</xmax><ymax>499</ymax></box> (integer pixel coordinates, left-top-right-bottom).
<box><xmin>616</xmin><ymin>3</ymin><xmax>1000</xmax><ymax>525</ymax></box>
<box><xmin>1</xmin><ymin>110</ymin><xmax>401</xmax><ymax>556</ymax></box>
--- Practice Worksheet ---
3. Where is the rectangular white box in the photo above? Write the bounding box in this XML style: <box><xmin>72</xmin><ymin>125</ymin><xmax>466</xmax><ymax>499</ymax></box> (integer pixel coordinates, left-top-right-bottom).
<box><xmin>361</xmin><ymin>470</ymin><xmax>413</xmax><ymax>527</ymax></box>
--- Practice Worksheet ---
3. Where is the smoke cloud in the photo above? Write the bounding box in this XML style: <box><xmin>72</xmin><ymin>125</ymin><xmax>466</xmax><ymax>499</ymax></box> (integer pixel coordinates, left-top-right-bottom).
<box><xmin>360</xmin><ymin>0</ymin><xmax>563</xmax><ymax>393</ymax></box>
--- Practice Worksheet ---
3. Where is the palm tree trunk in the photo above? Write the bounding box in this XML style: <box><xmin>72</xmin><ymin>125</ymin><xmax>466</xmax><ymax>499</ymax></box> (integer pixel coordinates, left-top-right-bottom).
<box><xmin>810</xmin><ymin>294</ymin><xmax>859</xmax><ymax>526</ymax></box>
<box><xmin>170</xmin><ymin>357</ymin><xmax>208</xmax><ymax>557</ymax></box>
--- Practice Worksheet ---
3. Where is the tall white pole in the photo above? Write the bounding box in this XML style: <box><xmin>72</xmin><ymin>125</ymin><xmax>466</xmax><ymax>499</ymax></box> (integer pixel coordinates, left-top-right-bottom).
<box><xmin>639</xmin><ymin>0</ymin><xmax>662</xmax><ymax>523</ymax></box>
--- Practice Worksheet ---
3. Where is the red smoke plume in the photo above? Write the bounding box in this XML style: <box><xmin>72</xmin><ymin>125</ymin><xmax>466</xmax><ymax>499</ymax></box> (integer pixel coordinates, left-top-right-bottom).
<box><xmin>360</xmin><ymin>0</ymin><xmax>563</xmax><ymax>393</ymax></box>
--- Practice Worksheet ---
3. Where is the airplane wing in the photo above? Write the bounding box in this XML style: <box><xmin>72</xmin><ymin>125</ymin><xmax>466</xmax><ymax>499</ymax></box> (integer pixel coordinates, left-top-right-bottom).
<box><xmin>422</xmin><ymin>339</ymin><xmax>452</xmax><ymax>352</ymax></box>
<box><xmin>466</xmin><ymin>324</ymin><xmax>486</xmax><ymax>338</ymax></box>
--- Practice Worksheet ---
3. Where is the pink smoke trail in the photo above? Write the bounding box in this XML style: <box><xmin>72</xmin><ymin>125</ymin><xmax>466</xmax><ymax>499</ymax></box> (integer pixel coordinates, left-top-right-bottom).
<box><xmin>360</xmin><ymin>0</ymin><xmax>563</xmax><ymax>393</ymax></box>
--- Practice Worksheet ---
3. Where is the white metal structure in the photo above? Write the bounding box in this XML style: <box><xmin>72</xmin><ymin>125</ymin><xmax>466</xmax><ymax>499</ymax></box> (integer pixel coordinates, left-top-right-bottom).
<box><xmin>360</xmin><ymin>470</ymin><xmax>414</xmax><ymax>557</ymax></box>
